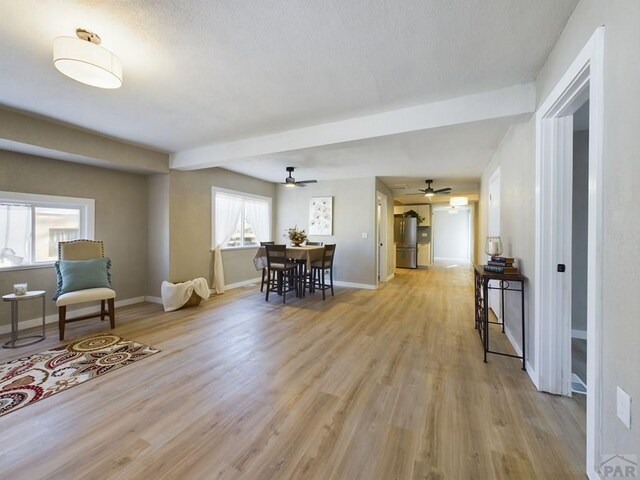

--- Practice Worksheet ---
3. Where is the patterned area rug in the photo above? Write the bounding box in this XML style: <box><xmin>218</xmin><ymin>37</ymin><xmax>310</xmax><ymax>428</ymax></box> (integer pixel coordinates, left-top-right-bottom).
<box><xmin>0</xmin><ymin>334</ymin><xmax>159</xmax><ymax>417</ymax></box>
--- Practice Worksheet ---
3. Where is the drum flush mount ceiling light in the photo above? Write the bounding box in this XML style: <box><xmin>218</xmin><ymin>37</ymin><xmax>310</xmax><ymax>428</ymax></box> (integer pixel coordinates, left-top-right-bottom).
<box><xmin>53</xmin><ymin>28</ymin><xmax>122</xmax><ymax>89</ymax></box>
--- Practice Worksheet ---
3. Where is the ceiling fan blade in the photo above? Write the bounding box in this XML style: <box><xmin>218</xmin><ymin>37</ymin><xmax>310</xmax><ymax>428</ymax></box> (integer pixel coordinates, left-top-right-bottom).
<box><xmin>295</xmin><ymin>183</ymin><xmax>307</xmax><ymax>187</ymax></box>
<box><xmin>296</xmin><ymin>180</ymin><xmax>317</xmax><ymax>184</ymax></box>
<box><xmin>434</xmin><ymin>187</ymin><xmax>452</xmax><ymax>194</ymax></box>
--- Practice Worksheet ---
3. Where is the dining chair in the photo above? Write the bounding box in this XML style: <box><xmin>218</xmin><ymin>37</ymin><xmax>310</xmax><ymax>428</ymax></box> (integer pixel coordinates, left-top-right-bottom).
<box><xmin>259</xmin><ymin>241</ymin><xmax>275</xmax><ymax>292</ymax></box>
<box><xmin>54</xmin><ymin>240</ymin><xmax>116</xmax><ymax>340</ymax></box>
<box><xmin>305</xmin><ymin>241</ymin><xmax>323</xmax><ymax>246</ymax></box>
<box><xmin>265</xmin><ymin>244</ymin><xmax>298</xmax><ymax>303</ymax></box>
<box><xmin>309</xmin><ymin>244</ymin><xmax>336</xmax><ymax>300</ymax></box>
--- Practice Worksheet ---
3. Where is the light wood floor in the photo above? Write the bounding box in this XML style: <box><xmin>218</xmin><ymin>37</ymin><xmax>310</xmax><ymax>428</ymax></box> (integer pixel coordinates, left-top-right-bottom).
<box><xmin>0</xmin><ymin>265</ymin><xmax>586</xmax><ymax>479</ymax></box>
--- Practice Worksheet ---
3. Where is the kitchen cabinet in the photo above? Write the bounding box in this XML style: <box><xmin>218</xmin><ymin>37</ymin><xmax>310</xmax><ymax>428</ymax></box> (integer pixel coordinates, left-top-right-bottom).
<box><xmin>394</xmin><ymin>206</ymin><xmax>408</xmax><ymax>215</ymax></box>
<box><xmin>416</xmin><ymin>204</ymin><xmax>431</xmax><ymax>226</ymax></box>
<box><xmin>417</xmin><ymin>243</ymin><xmax>431</xmax><ymax>267</ymax></box>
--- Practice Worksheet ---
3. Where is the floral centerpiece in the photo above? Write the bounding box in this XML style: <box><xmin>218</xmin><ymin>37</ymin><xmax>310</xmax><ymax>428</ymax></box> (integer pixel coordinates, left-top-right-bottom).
<box><xmin>285</xmin><ymin>225</ymin><xmax>308</xmax><ymax>246</ymax></box>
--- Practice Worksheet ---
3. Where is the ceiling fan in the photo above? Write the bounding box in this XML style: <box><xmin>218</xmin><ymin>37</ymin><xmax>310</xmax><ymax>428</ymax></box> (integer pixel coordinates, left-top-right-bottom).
<box><xmin>413</xmin><ymin>179</ymin><xmax>452</xmax><ymax>197</ymax></box>
<box><xmin>282</xmin><ymin>166</ymin><xmax>317</xmax><ymax>187</ymax></box>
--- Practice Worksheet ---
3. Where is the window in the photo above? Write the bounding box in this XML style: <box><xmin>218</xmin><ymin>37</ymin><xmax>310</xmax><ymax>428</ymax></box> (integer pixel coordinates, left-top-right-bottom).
<box><xmin>0</xmin><ymin>192</ymin><xmax>94</xmax><ymax>269</ymax></box>
<box><xmin>211</xmin><ymin>188</ymin><xmax>271</xmax><ymax>249</ymax></box>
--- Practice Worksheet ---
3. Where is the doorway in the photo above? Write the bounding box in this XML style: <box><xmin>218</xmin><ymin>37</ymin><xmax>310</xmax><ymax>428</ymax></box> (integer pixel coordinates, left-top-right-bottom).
<box><xmin>432</xmin><ymin>206</ymin><xmax>471</xmax><ymax>264</ymax></box>
<box><xmin>571</xmin><ymin>100</ymin><xmax>589</xmax><ymax>396</ymax></box>
<box><xmin>535</xmin><ymin>27</ymin><xmax>604</xmax><ymax>479</ymax></box>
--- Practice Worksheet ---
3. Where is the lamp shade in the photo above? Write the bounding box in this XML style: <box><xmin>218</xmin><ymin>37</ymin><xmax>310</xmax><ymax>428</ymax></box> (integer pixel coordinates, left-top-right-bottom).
<box><xmin>53</xmin><ymin>36</ymin><xmax>122</xmax><ymax>89</ymax></box>
<box><xmin>449</xmin><ymin>196</ymin><xmax>469</xmax><ymax>207</ymax></box>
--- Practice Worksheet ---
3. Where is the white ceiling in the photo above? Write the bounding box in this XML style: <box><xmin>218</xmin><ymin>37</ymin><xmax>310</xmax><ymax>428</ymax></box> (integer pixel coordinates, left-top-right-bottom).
<box><xmin>0</xmin><ymin>0</ymin><xmax>577</xmax><ymax>153</ymax></box>
<box><xmin>0</xmin><ymin>0</ymin><xmax>578</xmax><ymax>203</ymax></box>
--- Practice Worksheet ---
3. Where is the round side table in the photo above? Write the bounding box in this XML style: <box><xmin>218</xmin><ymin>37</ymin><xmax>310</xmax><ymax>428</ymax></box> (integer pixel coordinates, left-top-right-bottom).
<box><xmin>2</xmin><ymin>290</ymin><xmax>46</xmax><ymax>348</ymax></box>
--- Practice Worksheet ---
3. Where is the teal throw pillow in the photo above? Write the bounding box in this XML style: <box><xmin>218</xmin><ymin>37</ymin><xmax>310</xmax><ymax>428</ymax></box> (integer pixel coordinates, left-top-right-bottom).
<box><xmin>53</xmin><ymin>258</ymin><xmax>112</xmax><ymax>300</ymax></box>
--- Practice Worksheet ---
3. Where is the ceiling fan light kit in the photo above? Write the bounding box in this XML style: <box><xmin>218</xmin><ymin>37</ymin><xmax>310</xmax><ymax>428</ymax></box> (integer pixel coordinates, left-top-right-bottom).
<box><xmin>281</xmin><ymin>167</ymin><xmax>317</xmax><ymax>187</ymax></box>
<box><xmin>53</xmin><ymin>28</ymin><xmax>122</xmax><ymax>89</ymax></box>
<box><xmin>409</xmin><ymin>179</ymin><xmax>453</xmax><ymax>197</ymax></box>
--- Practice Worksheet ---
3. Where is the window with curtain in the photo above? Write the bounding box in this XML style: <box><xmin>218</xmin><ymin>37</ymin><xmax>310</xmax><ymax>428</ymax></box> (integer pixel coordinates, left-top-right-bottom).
<box><xmin>0</xmin><ymin>192</ymin><xmax>94</xmax><ymax>269</ymax></box>
<box><xmin>212</xmin><ymin>189</ymin><xmax>271</xmax><ymax>248</ymax></box>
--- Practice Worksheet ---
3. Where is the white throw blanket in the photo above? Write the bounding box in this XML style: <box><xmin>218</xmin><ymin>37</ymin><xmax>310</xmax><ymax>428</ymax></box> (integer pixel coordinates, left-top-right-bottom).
<box><xmin>161</xmin><ymin>278</ymin><xmax>210</xmax><ymax>312</ymax></box>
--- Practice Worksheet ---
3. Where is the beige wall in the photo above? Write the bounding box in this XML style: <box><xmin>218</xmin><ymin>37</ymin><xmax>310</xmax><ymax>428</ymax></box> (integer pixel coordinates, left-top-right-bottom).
<box><xmin>479</xmin><ymin>0</ymin><xmax>640</xmax><ymax>457</ymax></box>
<box><xmin>478</xmin><ymin>118</ymin><xmax>536</xmax><ymax>365</ymax></box>
<box><xmin>168</xmin><ymin>168</ymin><xmax>276</xmax><ymax>287</ymax></box>
<box><xmin>147</xmin><ymin>174</ymin><xmax>170</xmax><ymax>297</ymax></box>
<box><xmin>0</xmin><ymin>150</ymin><xmax>148</xmax><ymax>326</ymax></box>
<box><xmin>276</xmin><ymin>177</ymin><xmax>377</xmax><ymax>286</ymax></box>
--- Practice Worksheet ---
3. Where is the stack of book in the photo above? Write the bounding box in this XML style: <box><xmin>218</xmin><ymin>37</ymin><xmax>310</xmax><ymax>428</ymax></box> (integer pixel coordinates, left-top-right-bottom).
<box><xmin>484</xmin><ymin>256</ymin><xmax>518</xmax><ymax>274</ymax></box>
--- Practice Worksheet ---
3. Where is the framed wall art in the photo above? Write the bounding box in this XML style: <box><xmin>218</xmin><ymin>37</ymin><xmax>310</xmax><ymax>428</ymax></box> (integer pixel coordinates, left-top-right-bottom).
<box><xmin>309</xmin><ymin>196</ymin><xmax>333</xmax><ymax>235</ymax></box>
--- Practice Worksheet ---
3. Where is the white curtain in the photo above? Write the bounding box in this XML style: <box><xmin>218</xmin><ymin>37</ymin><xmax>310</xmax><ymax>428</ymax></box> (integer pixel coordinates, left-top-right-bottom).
<box><xmin>0</xmin><ymin>204</ymin><xmax>30</xmax><ymax>266</ymax></box>
<box><xmin>213</xmin><ymin>194</ymin><xmax>243</xmax><ymax>294</ymax></box>
<box><xmin>245</xmin><ymin>200</ymin><xmax>270</xmax><ymax>243</ymax></box>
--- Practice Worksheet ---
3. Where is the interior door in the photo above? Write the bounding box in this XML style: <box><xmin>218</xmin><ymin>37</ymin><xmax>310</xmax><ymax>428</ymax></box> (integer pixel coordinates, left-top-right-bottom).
<box><xmin>376</xmin><ymin>192</ymin><xmax>388</xmax><ymax>283</ymax></box>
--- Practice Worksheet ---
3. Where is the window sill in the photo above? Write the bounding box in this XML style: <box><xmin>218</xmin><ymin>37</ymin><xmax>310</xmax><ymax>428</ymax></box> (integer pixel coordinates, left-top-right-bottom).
<box><xmin>0</xmin><ymin>263</ymin><xmax>54</xmax><ymax>273</ymax></box>
<box><xmin>211</xmin><ymin>246</ymin><xmax>260</xmax><ymax>252</ymax></box>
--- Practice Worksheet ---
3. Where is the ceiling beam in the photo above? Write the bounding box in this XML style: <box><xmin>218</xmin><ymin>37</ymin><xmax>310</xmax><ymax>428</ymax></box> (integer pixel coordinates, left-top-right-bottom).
<box><xmin>171</xmin><ymin>83</ymin><xmax>535</xmax><ymax>171</ymax></box>
<box><xmin>0</xmin><ymin>108</ymin><xmax>169</xmax><ymax>174</ymax></box>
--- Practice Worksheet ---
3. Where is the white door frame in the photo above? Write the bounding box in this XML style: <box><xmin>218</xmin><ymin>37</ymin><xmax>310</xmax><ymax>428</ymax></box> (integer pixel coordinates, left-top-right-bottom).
<box><xmin>534</xmin><ymin>27</ymin><xmax>604</xmax><ymax>479</ymax></box>
<box><xmin>376</xmin><ymin>191</ymin><xmax>388</xmax><ymax>284</ymax></box>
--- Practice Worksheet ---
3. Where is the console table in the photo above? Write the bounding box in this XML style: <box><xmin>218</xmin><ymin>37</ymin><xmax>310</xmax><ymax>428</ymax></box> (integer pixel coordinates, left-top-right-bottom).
<box><xmin>473</xmin><ymin>265</ymin><xmax>526</xmax><ymax>370</ymax></box>
<box><xmin>2</xmin><ymin>290</ymin><xmax>46</xmax><ymax>348</ymax></box>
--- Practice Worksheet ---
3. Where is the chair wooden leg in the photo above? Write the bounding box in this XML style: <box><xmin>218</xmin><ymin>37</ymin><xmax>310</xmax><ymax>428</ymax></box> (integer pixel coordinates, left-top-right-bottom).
<box><xmin>58</xmin><ymin>306</ymin><xmax>66</xmax><ymax>341</ymax></box>
<box><xmin>101</xmin><ymin>300</ymin><xmax>106</xmax><ymax>321</ymax></box>
<box><xmin>260</xmin><ymin>268</ymin><xmax>267</xmax><ymax>292</ymax></box>
<box><xmin>265</xmin><ymin>268</ymin><xmax>271</xmax><ymax>301</ymax></box>
<box><xmin>330</xmin><ymin>268</ymin><xmax>334</xmax><ymax>296</ymax></box>
<box><xmin>321</xmin><ymin>269</ymin><xmax>326</xmax><ymax>300</ymax></box>
<box><xmin>282</xmin><ymin>271</ymin><xmax>287</xmax><ymax>304</ymax></box>
<box><xmin>108</xmin><ymin>298</ymin><xmax>115</xmax><ymax>329</ymax></box>
<box><xmin>302</xmin><ymin>264</ymin><xmax>307</xmax><ymax>297</ymax></box>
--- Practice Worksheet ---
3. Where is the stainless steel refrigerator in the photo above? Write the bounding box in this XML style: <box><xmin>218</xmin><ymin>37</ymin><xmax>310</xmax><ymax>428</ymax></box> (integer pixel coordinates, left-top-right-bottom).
<box><xmin>394</xmin><ymin>216</ymin><xmax>417</xmax><ymax>268</ymax></box>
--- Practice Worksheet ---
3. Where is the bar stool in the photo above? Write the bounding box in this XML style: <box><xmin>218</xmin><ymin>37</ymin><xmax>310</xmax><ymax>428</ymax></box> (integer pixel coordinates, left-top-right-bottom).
<box><xmin>265</xmin><ymin>244</ymin><xmax>298</xmax><ymax>303</ymax></box>
<box><xmin>259</xmin><ymin>241</ymin><xmax>275</xmax><ymax>292</ymax></box>
<box><xmin>309</xmin><ymin>244</ymin><xmax>336</xmax><ymax>300</ymax></box>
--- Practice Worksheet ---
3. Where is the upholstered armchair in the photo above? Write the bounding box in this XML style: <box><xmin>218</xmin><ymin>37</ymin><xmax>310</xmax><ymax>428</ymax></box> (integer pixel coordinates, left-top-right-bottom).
<box><xmin>54</xmin><ymin>240</ymin><xmax>116</xmax><ymax>340</ymax></box>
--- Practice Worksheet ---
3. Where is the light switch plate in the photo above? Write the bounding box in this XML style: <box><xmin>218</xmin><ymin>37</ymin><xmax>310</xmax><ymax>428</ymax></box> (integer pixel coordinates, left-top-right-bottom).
<box><xmin>361</xmin><ymin>232</ymin><xmax>368</xmax><ymax>239</ymax></box>
<box><xmin>617</xmin><ymin>386</ymin><xmax>632</xmax><ymax>429</ymax></box>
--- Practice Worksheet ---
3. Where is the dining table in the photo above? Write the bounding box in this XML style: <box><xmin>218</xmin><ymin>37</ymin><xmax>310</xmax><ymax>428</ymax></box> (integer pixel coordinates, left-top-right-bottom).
<box><xmin>253</xmin><ymin>245</ymin><xmax>324</xmax><ymax>297</ymax></box>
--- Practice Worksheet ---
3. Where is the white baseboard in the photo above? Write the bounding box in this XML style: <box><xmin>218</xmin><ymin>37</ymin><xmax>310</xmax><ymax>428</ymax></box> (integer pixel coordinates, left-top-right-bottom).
<box><xmin>118</xmin><ymin>296</ymin><xmax>145</xmax><ymax>307</ymax></box>
<box><xmin>386</xmin><ymin>273</ymin><xmax>395</xmax><ymax>281</ymax></box>
<box><xmin>504</xmin><ymin>324</ymin><xmax>523</xmax><ymax>357</ymax></box>
<box><xmin>210</xmin><ymin>277</ymin><xmax>263</xmax><ymax>295</ymax></box>
<box><xmin>333</xmin><ymin>280</ymin><xmax>377</xmax><ymax>290</ymax></box>
<box><xmin>571</xmin><ymin>329</ymin><xmax>587</xmax><ymax>340</ymax></box>
<box><xmin>145</xmin><ymin>296</ymin><xmax>163</xmax><ymax>304</ymax></box>
<box><xmin>526</xmin><ymin>362</ymin><xmax>539</xmax><ymax>388</ymax></box>
<box><xmin>0</xmin><ymin>296</ymin><xmax>146</xmax><ymax>336</ymax></box>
